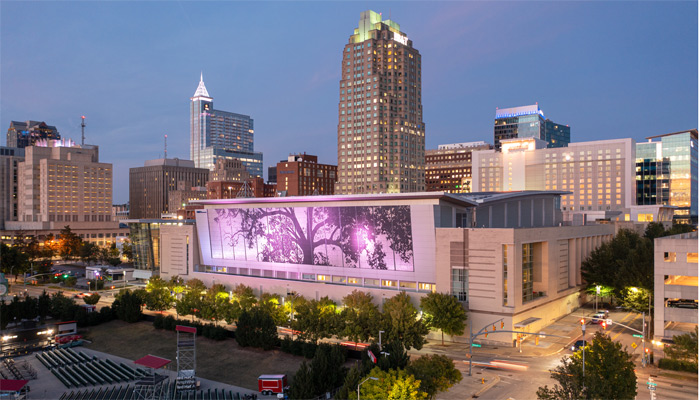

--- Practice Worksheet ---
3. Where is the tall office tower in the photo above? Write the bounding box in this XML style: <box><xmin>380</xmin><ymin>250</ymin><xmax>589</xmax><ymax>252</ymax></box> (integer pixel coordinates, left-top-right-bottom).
<box><xmin>6</xmin><ymin>120</ymin><xmax>61</xmax><ymax>148</ymax></box>
<box><xmin>0</xmin><ymin>147</ymin><xmax>25</xmax><ymax>229</ymax></box>
<box><xmin>473</xmin><ymin>137</ymin><xmax>636</xmax><ymax>221</ymax></box>
<box><xmin>336</xmin><ymin>10</ymin><xmax>425</xmax><ymax>194</ymax></box>
<box><xmin>636</xmin><ymin>130</ymin><xmax>698</xmax><ymax>224</ymax></box>
<box><xmin>129</xmin><ymin>158</ymin><xmax>209</xmax><ymax>219</ymax></box>
<box><xmin>190</xmin><ymin>74</ymin><xmax>263</xmax><ymax>176</ymax></box>
<box><xmin>425</xmin><ymin>141</ymin><xmax>492</xmax><ymax>193</ymax></box>
<box><xmin>276</xmin><ymin>153</ymin><xmax>337</xmax><ymax>196</ymax></box>
<box><xmin>14</xmin><ymin>139</ymin><xmax>112</xmax><ymax>224</ymax></box>
<box><xmin>493</xmin><ymin>104</ymin><xmax>570</xmax><ymax>151</ymax></box>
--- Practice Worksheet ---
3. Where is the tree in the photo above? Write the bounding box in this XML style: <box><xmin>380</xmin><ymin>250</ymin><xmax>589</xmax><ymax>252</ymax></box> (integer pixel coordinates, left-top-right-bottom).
<box><xmin>420</xmin><ymin>292</ymin><xmax>467</xmax><ymax>345</ymax></box>
<box><xmin>360</xmin><ymin>367</ymin><xmax>427</xmax><ymax>400</ymax></box>
<box><xmin>259</xmin><ymin>293</ymin><xmax>288</xmax><ymax>326</ymax></box>
<box><xmin>177</xmin><ymin>279</ymin><xmax>206</xmax><ymax>320</ymax></box>
<box><xmin>37</xmin><ymin>291</ymin><xmax>51</xmax><ymax>320</ymax></box>
<box><xmin>335</xmin><ymin>364</ymin><xmax>363</xmax><ymax>400</ymax></box>
<box><xmin>340</xmin><ymin>290</ymin><xmax>380</xmax><ymax>343</ymax></box>
<box><xmin>407</xmin><ymin>354</ymin><xmax>462</xmax><ymax>399</ymax></box>
<box><xmin>620</xmin><ymin>287</ymin><xmax>651</xmax><ymax>313</ymax></box>
<box><xmin>121</xmin><ymin>239</ymin><xmax>134</xmax><ymax>263</ymax></box>
<box><xmin>376</xmin><ymin>340</ymin><xmax>411</xmax><ymax>371</ymax></box>
<box><xmin>665</xmin><ymin>327</ymin><xmax>698</xmax><ymax>363</ymax></box>
<box><xmin>79</xmin><ymin>242</ymin><xmax>100</xmax><ymax>265</ymax></box>
<box><xmin>380</xmin><ymin>292</ymin><xmax>428</xmax><ymax>350</ymax></box>
<box><xmin>537</xmin><ymin>332</ymin><xmax>637</xmax><ymax>400</ymax></box>
<box><xmin>235</xmin><ymin>307</ymin><xmax>278</xmax><ymax>350</ymax></box>
<box><xmin>144</xmin><ymin>276</ymin><xmax>173</xmax><ymax>312</ymax></box>
<box><xmin>643</xmin><ymin>222</ymin><xmax>667</xmax><ymax>240</ymax></box>
<box><xmin>83</xmin><ymin>293</ymin><xmax>101</xmax><ymax>305</ymax></box>
<box><xmin>115</xmin><ymin>289</ymin><xmax>144</xmax><ymax>323</ymax></box>
<box><xmin>58</xmin><ymin>226</ymin><xmax>83</xmax><ymax>260</ymax></box>
<box><xmin>581</xmin><ymin>229</ymin><xmax>654</xmax><ymax>297</ymax></box>
<box><xmin>292</xmin><ymin>296</ymin><xmax>342</xmax><ymax>343</ymax></box>
<box><xmin>310</xmin><ymin>344</ymin><xmax>346</xmax><ymax>394</ymax></box>
<box><xmin>212</xmin><ymin>205</ymin><xmax>414</xmax><ymax>269</ymax></box>
<box><xmin>289</xmin><ymin>361</ymin><xmax>315</xmax><ymax>400</ymax></box>
<box><xmin>200</xmin><ymin>284</ymin><xmax>230</xmax><ymax>324</ymax></box>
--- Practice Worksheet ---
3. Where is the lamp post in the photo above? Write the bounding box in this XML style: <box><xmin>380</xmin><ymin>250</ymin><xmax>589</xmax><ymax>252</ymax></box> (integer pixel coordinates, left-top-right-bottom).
<box><xmin>357</xmin><ymin>376</ymin><xmax>378</xmax><ymax>400</ymax></box>
<box><xmin>378</xmin><ymin>330</ymin><xmax>384</xmax><ymax>351</ymax></box>
<box><xmin>595</xmin><ymin>285</ymin><xmax>600</xmax><ymax>313</ymax></box>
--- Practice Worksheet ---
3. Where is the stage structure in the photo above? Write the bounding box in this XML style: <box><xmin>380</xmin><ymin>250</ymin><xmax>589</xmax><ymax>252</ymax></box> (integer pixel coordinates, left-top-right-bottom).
<box><xmin>133</xmin><ymin>355</ymin><xmax>171</xmax><ymax>400</ymax></box>
<box><xmin>175</xmin><ymin>325</ymin><xmax>197</xmax><ymax>393</ymax></box>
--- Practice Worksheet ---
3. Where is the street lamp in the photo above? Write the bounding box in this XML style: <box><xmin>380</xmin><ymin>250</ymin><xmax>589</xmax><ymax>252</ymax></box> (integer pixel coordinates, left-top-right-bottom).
<box><xmin>595</xmin><ymin>285</ymin><xmax>601</xmax><ymax>313</ymax></box>
<box><xmin>357</xmin><ymin>376</ymin><xmax>378</xmax><ymax>400</ymax></box>
<box><xmin>378</xmin><ymin>330</ymin><xmax>385</xmax><ymax>351</ymax></box>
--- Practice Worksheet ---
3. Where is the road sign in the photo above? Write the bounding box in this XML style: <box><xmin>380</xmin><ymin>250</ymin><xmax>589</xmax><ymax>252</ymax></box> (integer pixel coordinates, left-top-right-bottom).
<box><xmin>646</xmin><ymin>382</ymin><xmax>657</xmax><ymax>386</ymax></box>
<box><xmin>471</xmin><ymin>343</ymin><xmax>482</xmax><ymax>348</ymax></box>
<box><xmin>631</xmin><ymin>342</ymin><xmax>637</xmax><ymax>349</ymax></box>
<box><xmin>633</xmin><ymin>334</ymin><xmax>644</xmax><ymax>338</ymax></box>
<box><xmin>465</xmin><ymin>353</ymin><xmax>472</xmax><ymax>359</ymax></box>
<box><xmin>606</xmin><ymin>319</ymin><xmax>612</xmax><ymax>325</ymax></box>
<box><xmin>648</xmin><ymin>387</ymin><xmax>656</xmax><ymax>391</ymax></box>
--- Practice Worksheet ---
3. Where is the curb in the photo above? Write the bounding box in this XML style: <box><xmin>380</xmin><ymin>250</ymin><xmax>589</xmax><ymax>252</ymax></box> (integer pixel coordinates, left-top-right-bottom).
<box><xmin>472</xmin><ymin>373</ymin><xmax>500</xmax><ymax>398</ymax></box>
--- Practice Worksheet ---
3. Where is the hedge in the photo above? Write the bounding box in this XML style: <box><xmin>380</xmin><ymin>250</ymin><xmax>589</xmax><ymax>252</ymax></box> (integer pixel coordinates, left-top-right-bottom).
<box><xmin>658</xmin><ymin>358</ymin><xmax>698</xmax><ymax>373</ymax></box>
<box><xmin>152</xmin><ymin>315</ymin><xmax>231</xmax><ymax>341</ymax></box>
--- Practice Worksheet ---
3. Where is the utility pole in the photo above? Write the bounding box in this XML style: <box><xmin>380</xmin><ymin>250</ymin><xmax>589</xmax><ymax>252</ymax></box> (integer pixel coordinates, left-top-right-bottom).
<box><xmin>642</xmin><ymin>311</ymin><xmax>647</xmax><ymax>367</ymax></box>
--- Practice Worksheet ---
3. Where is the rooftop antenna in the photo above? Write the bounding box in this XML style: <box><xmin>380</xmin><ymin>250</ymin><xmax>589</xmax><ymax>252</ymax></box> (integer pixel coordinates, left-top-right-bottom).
<box><xmin>81</xmin><ymin>116</ymin><xmax>86</xmax><ymax>146</ymax></box>
<box><xmin>164</xmin><ymin>134</ymin><xmax>168</xmax><ymax>159</ymax></box>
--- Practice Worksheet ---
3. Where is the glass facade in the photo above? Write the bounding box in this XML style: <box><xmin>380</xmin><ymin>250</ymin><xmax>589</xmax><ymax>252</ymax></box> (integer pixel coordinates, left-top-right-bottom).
<box><xmin>129</xmin><ymin>222</ymin><xmax>159</xmax><ymax>272</ymax></box>
<box><xmin>636</xmin><ymin>130</ymin><xmax>698</xmax><ymax>224</ymax></box>
<box><xmin>494</xmin><ymin>106</ymin><xmax>569</xmax><ymax>150</ymax></box>
<box><xmin>502</xmin><ymin>244</ymin><xmax>508</xmax><ymax>306</ymax></box>
<box><xmin>522</xmin><ymin>243</ymin><xmax>533</xmax><ymax>303</ymax></box>
<box><xmin>190</xmin><ymin>77</ymin><xmax>263</xmax><ymax>174</ymax></box>
<box><xmin>451</xmin><ymin>268</ymin><xmax>468</xmax><ymax>302</ymax></box>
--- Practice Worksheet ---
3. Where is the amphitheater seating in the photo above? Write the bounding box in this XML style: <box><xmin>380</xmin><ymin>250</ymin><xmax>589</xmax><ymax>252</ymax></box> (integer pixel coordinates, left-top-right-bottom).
<box><xmin>59</xmin><ymin>383</ymin><xmax>248</xmax><ymax>400</ymax></box>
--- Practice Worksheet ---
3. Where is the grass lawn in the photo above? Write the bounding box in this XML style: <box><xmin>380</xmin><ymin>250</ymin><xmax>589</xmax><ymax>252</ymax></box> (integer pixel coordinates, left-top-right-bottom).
<box><xmin>82</xmin><ymin>319</ymin><xmax>305</xmax><ymax>390</ymax></box>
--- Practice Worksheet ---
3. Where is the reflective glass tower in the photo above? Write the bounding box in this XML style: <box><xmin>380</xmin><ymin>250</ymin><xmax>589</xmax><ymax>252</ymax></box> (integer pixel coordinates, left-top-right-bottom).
<box><xmin>494</xmin><ymin>104</ymin><xmax>570</xmax><ymax>151</ymax></box>
<box><xmin>636</xmin><ymin>129</ymin><xmax>698</xmax><ymax>224</ymax></box>
<box><xmin>189</xmin><ymin>74</ymin><xmax>263</xmax><ymax>176</ymax></box>
<box><xmin>336</xmin><ymin>10</ymin><xmax>425</xmax><ymax>194</ymax></box>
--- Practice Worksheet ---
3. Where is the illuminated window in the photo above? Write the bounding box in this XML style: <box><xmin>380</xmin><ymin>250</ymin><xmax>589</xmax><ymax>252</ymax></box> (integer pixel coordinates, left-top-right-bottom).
<box><xmin>687</xmin><ymin>253</ymin><xmax>698</xmax><ymax>264</ymax></box>
<box><xmin>664</xmin><ymin>252</ymin><xmax>676</xmax><ymax>262</ymax></box>
<box><xmin>418</xmin><ymin>283</ymin><xmax>435</xmax><ymax>292</ymax></box>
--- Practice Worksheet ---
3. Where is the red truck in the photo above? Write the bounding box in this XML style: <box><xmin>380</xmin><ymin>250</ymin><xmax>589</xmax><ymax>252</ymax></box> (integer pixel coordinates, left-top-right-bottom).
<box><xmin>258</xmin><ymin>374</ymin><xmax>288</xmax><ymax>396</ymax></box>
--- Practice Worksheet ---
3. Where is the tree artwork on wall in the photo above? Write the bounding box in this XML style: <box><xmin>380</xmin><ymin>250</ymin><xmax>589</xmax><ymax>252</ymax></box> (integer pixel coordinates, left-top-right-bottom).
<box><xmin>209</xmin><ymin>205</ymin><xmax>414</xmax><ymax>271</ymax></box>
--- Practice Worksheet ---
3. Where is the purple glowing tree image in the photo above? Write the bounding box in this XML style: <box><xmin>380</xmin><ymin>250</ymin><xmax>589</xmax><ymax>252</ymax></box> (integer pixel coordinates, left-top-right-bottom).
<box><xmin>209</xmin><ymin>205</ymin><xmax>414</xmax><ymax>270</ymax></box>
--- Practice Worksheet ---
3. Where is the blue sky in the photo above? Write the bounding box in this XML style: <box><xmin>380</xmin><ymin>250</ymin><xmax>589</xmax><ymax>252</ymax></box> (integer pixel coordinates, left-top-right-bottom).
<box><xmin>1</xmin><ymin>1</ymin><xmax>697</xmax><ymax>203</ymax></box>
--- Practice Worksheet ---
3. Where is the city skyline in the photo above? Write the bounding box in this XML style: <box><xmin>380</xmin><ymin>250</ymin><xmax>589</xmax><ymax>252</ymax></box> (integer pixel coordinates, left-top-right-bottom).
<box><xmin>1</xmin><ymin>1</ymin><xmax>697</xmax><ymax>203</ymax></box>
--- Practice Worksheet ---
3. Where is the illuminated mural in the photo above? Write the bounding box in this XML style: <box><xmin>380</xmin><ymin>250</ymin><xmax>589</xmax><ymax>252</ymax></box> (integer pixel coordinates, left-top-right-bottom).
<box><xmin>207</xmin><ymin>206</ymin><xmax>414</xmax><ymax>271</ymax></box>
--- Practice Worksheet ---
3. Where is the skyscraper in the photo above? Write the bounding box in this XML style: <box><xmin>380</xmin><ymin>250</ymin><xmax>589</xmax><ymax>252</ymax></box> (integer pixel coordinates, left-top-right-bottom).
<box><xmin>636</xmin><ymin>129</ymin><xmax>698</xmax><ymax>224</ymax></box>
<box><xmin>190</xmin><ymin>74</ymin><xmax>263</xmax><ymax>176</ymax></box>
<box><xmin>336</xmin><ymin>10</ymin><xmax>425</xmax><ymax>194</ymax></box>
<box><xmin>493</xmin><ymin>104</ymin><xmax>570</xmax><ymax>151</ymax></box>
<box><xmin>6</xmin><ymin>120</ymin><xmax>61</xmax><ymax>148</ymax></box>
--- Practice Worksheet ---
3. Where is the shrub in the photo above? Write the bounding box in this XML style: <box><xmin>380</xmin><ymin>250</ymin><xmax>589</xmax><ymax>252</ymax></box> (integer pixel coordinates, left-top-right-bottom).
<box><xmin>153</xmin><ymin>315</ymin><xmax>164</xmax><ymax>329</ymax></box>
<box><xmin>658</xmin><ymin>358</ymin><xmax>698</xmax><ymax>373</ymax></box>
<box><xmin>281</xmin><ymin>336</ymin><xmax>293</xmax><ymax>353</ymax></box>
<box><xmin>163</xmin><ymin>315</ymin><xmax>176</xmax><ymax>331</ymax></box>
<box><xmin>303</xmin><ymin>341</ymin><xmax>317</xmax><ymax>359</ymax></box>
<box><xmin>290</xmin><ymin>338</ymin><xmax>305</xmax><ymax>356</ymax></box>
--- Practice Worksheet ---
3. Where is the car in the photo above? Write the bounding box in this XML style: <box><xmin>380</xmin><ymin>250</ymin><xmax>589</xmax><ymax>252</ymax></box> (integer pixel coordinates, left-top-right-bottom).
<box><xmin>571</xmin><ymin>340</ymin><xmax>586</xmax><ymax>352</ymax></box>
<box><xmin>74</xmin><ymin>292</ymin><xmax>93</xmax><ymax>299</ymax></box>
<box><xmin>591</xmin><ymin>311</ymin><xmax>608</xmax><ymax>324</ymax></box>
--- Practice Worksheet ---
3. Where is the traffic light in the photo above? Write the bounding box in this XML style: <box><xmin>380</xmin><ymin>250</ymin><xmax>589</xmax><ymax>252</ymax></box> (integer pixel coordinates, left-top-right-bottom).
<box><xmin>580</xmin><ymin>318</ymin><xmax>585</xmax><ymax>325</ymax></box>
<box><xmin>601</xmin><ymin>322</ymin><xmax>607</xmax><ymax>330</ymax></box>
<box><xmin>63</xmin><ymin>274</ymin><xmax>68</xmax><ymax>278</ymax></box>
<box><xmin>493</xmin><ymin>325</ymin><xmax>496</xmax><ymax>331</ymax></box>
<box><xmin>484</xmin><ymin>331</ymin><xmax>488</xmax><ymax>338</ymax></box>
<box><xmin>501</xmin><ymin>321</ymin><xmax>504</xmax><ymax>329</ymax></box>
<box><xmin>535</xmin><ymin>336</ymin><xmax>539</xmax><ymax>345</ymax></box>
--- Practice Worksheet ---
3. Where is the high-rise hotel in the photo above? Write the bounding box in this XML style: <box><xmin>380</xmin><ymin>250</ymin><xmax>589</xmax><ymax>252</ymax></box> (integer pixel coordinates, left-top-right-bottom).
<box><xmin>336</xmin><ymin>10</ymin><xmax>425</xmax><ymax>194</ymax></box>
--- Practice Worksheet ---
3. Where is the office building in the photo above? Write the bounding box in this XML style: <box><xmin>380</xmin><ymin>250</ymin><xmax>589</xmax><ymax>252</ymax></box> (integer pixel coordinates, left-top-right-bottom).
<box><xmin>425</xmin><ymin>141</ymin><xmax>491</xmax><ymax>193</ymax></box>
<box><xmin>268</xmin><ymin>166</ymin><xmax>278</xmax><ymax>185</ymax></box>
<box><xmin>123</xmin><ymin>218</ymin><xmax>194</xmax><ymax>279</ymax></box>
<box><xmin>653</xmin><ymin>231</ymin><xmax>698</xmax><ymax>340</ymax></box>
<box><xmin>494</xmin><ymin>104</ymin><xmax>570</xmax><ymax>151</ymax></box>
<box><xmin>190</xmin><ymin>74</ymin><xmax>263</xmax><ymax>175</ymax></box>
<box><xmin>336</xmin><ymin>10</ymin><xmax>425</xmax><ymax>195</ymax></box>
<box><xmin>168</xmin><ymin>186</ymin><xmax>208</xmax><ymax>217</ymax></box>
<box><xmin>473</xmin><ymin>137</ymin><xmax>637</xmax><ymax>222</ymax></box>
<box><xmin>6</xmin><ymin>121</ymin><xmax>61</xmax><ymax>148</ymax></box>
<box><xmin>2</xmin><ymin>140</ymin><xmax>125</xmax><ymax>245</ymax></box>
<box><xmin>129</xmin><ymin>158</ymin><xmax>209</xmax><ymax>219</ymax></box>
<box><xmin>636</xmin><ymin>130</ymin><xmax>698</xmax><ymax>224</ymax></box>
<box><xmin>0</xmin><ymin>147</ymin><xmax>24</xmax><ymax>229</ymax></box>
<box><xmin>206</xmin><ymin>177</ymin><xmax>275</xmax><ymax>200</ymax></box>
<box><xmin>276</xmin><ymin>153</ymin><xmax>337</xmax><ymax>196</ymax></box>
<box><xmin>159</xmin><ymin>191</ymin><xmax>613</xmax><ymax>344</ymax></box>
<box><xmin>209</xmin><ymin>158</ymin><xmax>251</xmax><ymax>182</ymax></box>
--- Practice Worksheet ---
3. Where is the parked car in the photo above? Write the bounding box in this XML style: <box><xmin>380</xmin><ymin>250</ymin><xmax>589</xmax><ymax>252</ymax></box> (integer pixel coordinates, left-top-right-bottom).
<box><xmin>591</xmin><ymin>311</ymin><xmax>608</xmax><ymax>324</ymax></box>
<box><xmin>571</xmin><ymin>340</ymin><xmax>586</xmax><ymax>352</ymax></box>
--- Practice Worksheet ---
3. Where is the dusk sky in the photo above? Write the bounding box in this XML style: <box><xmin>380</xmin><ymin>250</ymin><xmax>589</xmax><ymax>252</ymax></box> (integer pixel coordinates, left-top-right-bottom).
<box><xmin>1</xmin><ymin>1</ymin><xmax>697</xmax><ymax>204</ymax></box>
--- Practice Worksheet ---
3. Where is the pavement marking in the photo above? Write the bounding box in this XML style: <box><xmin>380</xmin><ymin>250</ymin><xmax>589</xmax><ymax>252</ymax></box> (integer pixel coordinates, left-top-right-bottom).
<box><xmin>612</xmin><ymin>313</ymin><xmax>640</xmax><ymax>341</ymax></box>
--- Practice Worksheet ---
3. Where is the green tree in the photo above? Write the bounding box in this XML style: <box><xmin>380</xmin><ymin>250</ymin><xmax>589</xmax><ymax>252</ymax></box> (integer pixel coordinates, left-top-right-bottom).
<box><xmin>79</xmin><ymin>242</ymin><xmax>100</xmax><ymax>265</ymax></box>
<box><xmin>292</xmin><ymin>296</ymin><xmax>342</xmax><ymax>343</ymax></box>
<box><xmin>200</xmin><ymin>284</ymin><xmax>230</xmax><ymax>324</ymax></box>
<box><xmin>420</xmin><ymin>292</ymin><xmax>467</xmax><ymax>345</ymax></box>
<box><xmin>83</xmin><ymin>293</ymin><xmax>101</xmax><ymax>305</ymax></box>
<box><xmin>289</xmin><ymin>361</ymin><xmax>315</xmax><ymax>400</ymax></box>
<box><xmin>407</xmin><ymin>354</ymin><xmax>462</xmax><ymax>399</ymax></box>
<box><xmin>115</xmin><ymin>289</ymin><xmax>144</xmax><ymax>323</ymax></box>
<box><xmin>37</xmin><ymin>291</ymin><xmax>51</xmax><ymax>320</ymax></box>
<box><xmin>620</xmin><ymin>287</ymin><xmax>651</xmax><ymax>313</ymax></box>
<box><xmin>310</xmin><ymin>344</ymin><xmax>346</xmax><ymax>394</ymax></box>
<box><xmin>665</xmin><ymin>327</ymin><xmax>698</xmax><ymax>363</ymax></box>
<box><xmin>360</xmin><ymin>367</ymin><xmax>427</xmax><ymax>400</ymax></box>
<box><xmin>335</xmin><ymin>364</ymin><xmax>362</xmax><ymax>400</ymax></box>
<box><xmin>380</xmin><ymin>292</ymin><xmax>428</xmax><ymax>350</ymax></box>
<box><xmin>259</xmin><ymin>293</ymin><xmax>287</xmax><ymax>326</ymax></box>
<box><xmin>235</xmin><ymin>307</ymin><xmax>278</xmax><ymax>350</ymax></box>
<box><xmin>537</xmin><ymin>331</ymin><xmax>637</xmax><ymax>400</ymax></box>
<box><xmin>376</xmin><ymin>341</ymin><xmax>410</xmax><ymax>371</ymax></box>
<box><xmin>121</xmin><ymin>239</ymin><xmax>134</xmax><ymax>263</ymax></box>
<box><xmin>144</xmin><ymin>276</ymin><xmax>173</xmax><ymax>312</ymax></box>
<box><xmin>64</xmin><ymin>276</ymin><xmax>77</xmax><ymax>287</ymax></box>
<box><xmin>58</xmin><ymin>226</ymin><xmax>83</xmax><ymax>260</ymax></box>
<box><xmin>177</xmin><ymin>279</ymin><xmax>206</xmax><ymax>320</ymax></box>
<box><xmin>340</xmin><ymin>290</ymin><xmax>380</xmax><ymax>343</ymax></box>
<box><xmin>643</xmin><ymin>222</ymin><xmax>667</xmax><ymax>240</ymax></box>
<box><xmin>581</xmin><ymin>229</ymin><xmax>654</xmax><ymax>297</ymax></box>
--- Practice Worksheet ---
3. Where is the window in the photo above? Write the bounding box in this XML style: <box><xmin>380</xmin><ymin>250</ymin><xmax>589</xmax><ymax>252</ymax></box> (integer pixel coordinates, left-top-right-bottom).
<box><xmin>399</xmin><ymin>281</ymin><xmax>416</xmax><ymax>289</ymax></box>
<box><xmin>418</xmin><ymin>283</ymin><xmax>435</xmax><ymax>292</ymax></box>
<box><xmin>522</xmin><ymin>243</ymin><xmax>534</xmax><ymax>303</ymax></box>
<box><xmin>451</xmin><ymin>268</ymin><xmax>468</xmax><ymax>302</ymax></box>
<box><xmin>688</xmin><ymin>253</ymin><xmax>698</xmax><ymax>263</ymax></box>
<box><xmin>364</xmin><ymin>278</ymin><xmax>380</xmax><ymax>287</ymax></box>
<box><xmin>664</xmin><ymin>252</ymin><xmax>676</xmax><ymax>262</ymax></box>
<box><xmin>332</xmin><ymin>276</ymin><xmax>346</xmax><ymax>283</ymax></box>
<box><xmin>382</xmin><ymin>280</ymin><xmax>397</xmax><ymax>287</ymax></box>
<box><xmin>302</xmin><ymin>273</ymin><xmax>315</xmax><ymax>281</ymax></box>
